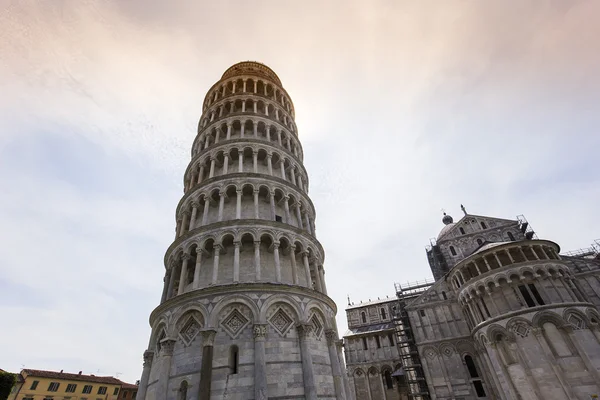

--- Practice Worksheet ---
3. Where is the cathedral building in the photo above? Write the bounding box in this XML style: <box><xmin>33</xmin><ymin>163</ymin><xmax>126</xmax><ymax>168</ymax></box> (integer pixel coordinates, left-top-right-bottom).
<box><xmin>345</xmin><ymin>209</ymin><xmax>600</xmax><ymax>400</ymax></box>
<box><xmin>136</xmin><ymin>62</ymin><xmax>348</xmax><ymax>400</ymax></box>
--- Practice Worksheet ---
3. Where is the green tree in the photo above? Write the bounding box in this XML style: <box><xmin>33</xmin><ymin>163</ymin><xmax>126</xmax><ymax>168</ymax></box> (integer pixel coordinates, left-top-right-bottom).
<box><xmin>0</xmin><ymin>371</ymin><xmax>16</xmax><ymax>400</ymax></box>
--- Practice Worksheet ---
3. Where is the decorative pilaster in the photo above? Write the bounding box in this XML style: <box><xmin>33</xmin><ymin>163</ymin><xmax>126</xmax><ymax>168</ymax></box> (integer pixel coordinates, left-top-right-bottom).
<box><xmin>158</xmin><ymin>339</ymin><xmax>176</xmax><ymax>400</ymax></box>
<box><xmin>254</xmin><ymin>324</ymin><xmax>268</xmax><ymax>400</ymax></box>
<box><xmin>136</xmin><ymin>350</ymin><xmax>154</xmax><ymax>400</ymax></box>
<box><xmin>297</xmin><ymin>324</ymin><xmax>317</xmax><ymax>400</ymax></box>
<box><xmin>198</xmin><ymin>330</ymin><xmax>217</xmax><ymax>400</ymax></box>
<box><xmin>326</xmin><ymin>330</ymin><xmax>347</xmax><ymax>399</ymax></box>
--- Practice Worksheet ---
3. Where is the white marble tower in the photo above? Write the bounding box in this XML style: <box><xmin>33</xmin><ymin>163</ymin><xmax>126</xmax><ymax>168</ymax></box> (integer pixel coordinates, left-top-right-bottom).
<box><xmin>136</xmin><ymin>62</ymin><xmax>349</xmax><ymax>400</ymax></box>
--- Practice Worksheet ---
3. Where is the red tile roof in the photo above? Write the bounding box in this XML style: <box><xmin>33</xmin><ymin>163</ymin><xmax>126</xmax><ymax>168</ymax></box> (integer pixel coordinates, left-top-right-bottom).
<box><xmin>120</xmin><ymin>382</ymin><xmax>138</xmax><ymax>390</ymax></box>
<box><xmin>22</xmin><ymin>369</ymin><xmax>123</xmax><ymax>385</ymax></box>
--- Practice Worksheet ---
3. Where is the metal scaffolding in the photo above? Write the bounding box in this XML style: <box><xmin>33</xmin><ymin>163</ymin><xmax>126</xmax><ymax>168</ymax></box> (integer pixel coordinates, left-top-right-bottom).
<box><xmin>393</xmin><ymin>279</ymin><xmax>434</xmax><ymax>400</ymax></box>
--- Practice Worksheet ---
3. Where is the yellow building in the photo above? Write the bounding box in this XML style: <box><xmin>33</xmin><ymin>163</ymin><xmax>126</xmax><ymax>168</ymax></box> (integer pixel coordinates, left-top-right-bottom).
<box><xmin>8</xmin><ymin>369</ymin><xmax>134</xmax><ymax>400</ymax></box>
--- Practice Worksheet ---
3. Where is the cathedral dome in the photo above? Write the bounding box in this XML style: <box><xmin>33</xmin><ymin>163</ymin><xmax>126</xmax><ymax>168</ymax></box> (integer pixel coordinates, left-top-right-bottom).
<box><xmin>438</xmin><ymin>213</ymin><xmax>455</xmax><ymax>240</ymax></box>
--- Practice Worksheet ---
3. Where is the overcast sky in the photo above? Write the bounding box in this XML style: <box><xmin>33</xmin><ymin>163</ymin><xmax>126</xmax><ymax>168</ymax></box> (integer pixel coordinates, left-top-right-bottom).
<box><xmin>1</xmin><ymin>0</ymin><xmax>599</xmax><ymax>384</ymax></box>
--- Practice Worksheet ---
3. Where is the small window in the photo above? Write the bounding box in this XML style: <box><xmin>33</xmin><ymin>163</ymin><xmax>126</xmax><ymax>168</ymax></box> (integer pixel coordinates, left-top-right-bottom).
<box><xmin>361</xmin><ymin>311</ymin><xmax>367</xmax><ymax>323</ymax></box>
<box><xmin>518</xmin><ymin>285</ymin><xmax>536</xmax><ymax>307</ymax></box>
<box><xmin>480</xmin><ymin>221</ymin><xmax>487</xmax><ymax>229</ymax></box>
<box><xmin>48</xmin><ymin>382</ymin><xmax>60</xmax><ymax>392</ymax></box>
<box><xmin>98</xmin><ymin>386</ymin><xmax>107</xmax><ymax>395</ymax></box>
<box><xmin>30</xmin><ymin>381</ymin><xmax>39</xmax><ymax>390</ymax></box>
<box><xmin>507</xmin><ymin>231</ymin><xmax>515</xmax><ymax>241</ymax></box>
<box><xmin>450</xmin><ymin>246</ymin><xmax>457</xmax><ymax>256</ymax></box>
<box><xmin>477</xmin><ymin>238</ymin><xmax>483</xmax><ymax>246</ymax></box>
<box><xmin>229</xmin><ymin>345</ymin><xmax>239</xmax><ymax>374</ymax></box>
<box><xmin>66</xmin><ymin>384</ymin><xmax>77</xmax><ymax>393</ymax></box>
<box><xmin>133</xmin><ymin>392</ymin><xmax>137</xmax><ymax>398</ymax></box>
<box><xmin>460</xmin><ymin>227</ymin><xmax>466</xmax><ymax>235</ymax></box>
<box><xmin>83</xmin><ymin>385</ymin><xmax>93</xmax><ymax>394</ymax></box>
<box><xmin>528</xmin><ymin>283</ymin><xmax>545</xmax><ymax>305</ymax></box>
<box><xmin>275</xmin><ymin>215</ymin><xmax>282</xmax><ymax>222</ymax></box>
<box><xmin>123</xmin><ymin>391</ymin><xmax>129</xmax><ymax>399</ymax></box>
<box><xmin>442</xmin><ymin>291</ymin><xmax>447</xmax><ymax>300</ymax></box>
<box><xmin>419</xmin><ymin>309</ymin><xmax>426</xmax><ymax>317</ymax></box>
<box><xmin>465</xmin><ymin>355</ymin><xmax>479</xmax><ymax>378</ymax></box>
<box><xmin>388</xmin><ymin>333</ymin><xmax>394</xmax><ymax>346</ymax></box>
<box><xmin>179</xmin><ymin>381</ymin><xmax>188</xmax><ymax>400</ymax></box>
<box><xmin>474</xmin><ymin>380</ymin><xmax>487</xmax><ymax>397</ymax></box>
<box><xmin>380</xmin><ymin>308</ymin><xmax>387</xmax><ymax>320</ymax></box>
<box><xmin>113</xmin><ymin>388</ymin><xmax>120</xmax><ymax>395</ymax></box>
<box><xmin>375</xmin><ymin>336</ymin><xmax>381</xmax><ymax>348</ymax></box>
<box><xmin>383</xmin><ymin>370</ymin><xmax>393</xmax><ymax>389</ymax></box>
<box><xmin>362</xmin><ymin>337</ymin><xmax>368</xmax><ymax>350</ymax></box>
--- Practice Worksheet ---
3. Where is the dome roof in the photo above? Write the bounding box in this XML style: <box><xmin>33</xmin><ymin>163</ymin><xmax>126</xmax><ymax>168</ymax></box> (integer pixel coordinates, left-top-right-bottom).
<box><xmin>437</xmin><ymin>223</ymin><xmax>455</xmax><ymax>240</ymax></box>
<box><xmin>221</xmin><ymin>61</ymin><xmax>282</xmax><ymax>85</ymax></box>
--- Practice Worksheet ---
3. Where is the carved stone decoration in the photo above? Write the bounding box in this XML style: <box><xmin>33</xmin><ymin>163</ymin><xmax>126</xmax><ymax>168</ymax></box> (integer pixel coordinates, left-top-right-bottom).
<box><xmin>424</xmin><ymin>348</ymin><xmax>437</xmax><ymax>359</ymax></box>
<box><xmin>221</xmin><ymin>308</ymin><xmax>250</xmax><ymax>338</ymax></box>
<box><xmin>512</xmin><ymin>323</ymin><xmax>531</xmax><ymax>338</ymax></box>
<box><xmin>296</xmin><ymin>323</ymin><xmax>313</xmax><ymax>340</ymax></box>
<box><xmin>269</xmin><ymin>308</ymin><xmax>294</xmax><ymax>336</ymax></box>
<box><xmin>440</xmin><ymin>344</ymin><xmax>454</xmax><ymax>357</ymax></box>
<box><xmin>143</xmin><ymin>350</ymin><xmax>154</xmax><ymax>367</ymax></box>
<box><xmin>160</xmin><ymin>339</ymin><xmax>177</xmax><ymax>356</ymax></box>
<box><xmin>567</xmin><ymin>314</ymin><xmax>586</xmax><ymax>330</ymax></box>
<box><xmin>253</xmin><ymin>324</ymin><xmax>268</xmax><ymax>339</ymax></box>
<box><xmin>180</xmin><ymin>317</ymin><xmax>202</xmax><ymax>346</ymax></box>
<box><xmin>200</xmin><ymin>329</ymin><xmax>217</xmax><ymax>346</ymax></box>
<box><xmin>310</xmin><ymin>314</ymin><xmax>323</xmax><ymax>338</ymax></box>
<box><xmin>325</xmin><ymin>329</ymin><xmax>338</xmax><ymax>346</ymax></box>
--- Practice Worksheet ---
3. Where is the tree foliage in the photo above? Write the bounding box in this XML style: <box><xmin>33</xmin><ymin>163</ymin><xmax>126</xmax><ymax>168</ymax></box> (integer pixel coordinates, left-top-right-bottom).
<box><xmin>0</xmin><ymin>371</ymin><xmax>16</xmax><ymax>400</ymax></box>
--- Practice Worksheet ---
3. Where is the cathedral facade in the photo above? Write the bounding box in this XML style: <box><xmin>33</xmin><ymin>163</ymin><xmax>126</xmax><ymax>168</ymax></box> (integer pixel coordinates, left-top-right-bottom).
<box><xmin>136</xmin><ymin>62</ymin><xmax>348</xmax><ymax>400</ymax></box>
<box><xmin>345</xmin><ymin>210</ymin><xmax>600</xmax><ymax>400</ymax></box>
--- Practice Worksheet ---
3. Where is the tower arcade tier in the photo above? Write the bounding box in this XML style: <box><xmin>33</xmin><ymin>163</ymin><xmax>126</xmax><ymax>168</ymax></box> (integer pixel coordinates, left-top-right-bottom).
<box><xmin>137</xmin><ymin>62</ymin><xmax>349</xmax><ymax>400</ymax></box>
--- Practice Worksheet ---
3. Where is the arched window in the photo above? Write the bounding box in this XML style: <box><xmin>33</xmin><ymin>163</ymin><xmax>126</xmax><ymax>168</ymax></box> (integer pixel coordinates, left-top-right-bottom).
<box><xmin>361</xmin><ymin>312</ymin><xmax>367</xmax><ymax>323</ymax></box>
<box><xmin>383</xmin><ymin>370</ymin><xmax>393</xmax><ymax>389</ymax></box>
<box><xmin>375</xmin><ymin>336</ymin><xmax>381</xmax><ymax>348</ymax></box>
<box><xmin>460</xmin><ymin>227</ymin><xmax>466</xmax><ymax>235</ymax></box>
<box><xmin>229</xmin><ymin>345</ymin><xmax>239</xmax><ymax>374</ymax></box>
<box><xmin>507</xmin><ymin>231</ymin><xmax>515</xmax><ymax>241</ymax></box>
<box><xmin>442</xmin><ymin>291</ymin><xmax>447</xmax><ymax>300</ymax></box>
<box><xmin>480</xmin><ymin>221</ymin><xmax>487</xmax><ymax>229</ymax></box>
<box><xmin>450</xmin><ymin>246</ymin><xmax>457</xmax><ymax>256</ymax></box>
<box><xmin>464</xmin><ymin>355</ymin><xmax>486</xmax><ymax>397</ymax></box>
<box><xmin>178</xmin><ymin>381</ymin><xmax>188</xmax><ymax>400</ymax></box>
<box><xmin>380</xmin><ymin>308</ymin><xmax>387</xmax><ymax>320</ymax></box>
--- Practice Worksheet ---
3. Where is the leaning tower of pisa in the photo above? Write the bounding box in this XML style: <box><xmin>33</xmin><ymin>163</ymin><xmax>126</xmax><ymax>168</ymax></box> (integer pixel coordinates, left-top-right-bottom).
<box><xmin>136</xmin><ymin>62</ymin><xmax>349</xmax><ymax>400</ymax></box>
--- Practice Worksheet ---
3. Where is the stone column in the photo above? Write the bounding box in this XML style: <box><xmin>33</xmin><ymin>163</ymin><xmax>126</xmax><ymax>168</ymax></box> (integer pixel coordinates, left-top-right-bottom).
<box><xmin>159</xmin><ymin>339</ymin><xmax>176</xmax><ymax>400</ymax></box>
<box><xmin>198</xmin><ymin>165</ymin><xmax>204</xmax><ymax>184</ymax></box>
<box><xmin>253</xmin><ymin>151</ymin><xmax>258</xmax><ymax>173</ymax></box>
<box><xmin>242</xmin><ymin>79</ymin><xmax>247</xmax><ymax>93</ymax></box>
<box><xmin>241</xmin><ymin>122</ymin><xmax>245</xmax><ymax>137</ymax></box>
<box><xmin>290</xmin><ymin>246</ymin><xmax>298</xmax><ymax>284</ymax></box>
<box><xmin>266</xmin><ymin>126</ymin><xmax>271</xmax><ymax>141</ymax></box>
<box><xmin>253</xmin><ymin>190</ymin><xmax>260</xmax><ymax>218</ymax></box>
<box><xmin>198</xmin><ymin>330</ymin><xmax>217</xmax><ymax>400</ymax></box>
<box><xmin>273</xmin><ymin>241</ymin><xmax>281</xmax><ymax>282</ymax></box>
<box><xmin>178</xmin><ymin>253</ymin><xmax>191</xmax><ymax>294</ymax></box>
<box><xmin>290</xmin><ymin>166</ymin><xmax>296</xmax><ymax>185</ymax></box>
<box><xmin>254</xmin><ymin>241</ymin><xmax>261</xmax><ymax>281</ymax></box>
<box><xmin>295</xmin><ymin>204</ymin><xmax>303</xmax><ymax>229</ymax></box>
<box><xmin>280</xmin><ymin>160</ymin><xmax>286</xmax><ymax>180</ymax></box>
<box><xmin>179</xmin><ymin>211</ymin><xmax>189</xmax><ymax>237</ymax></box>
<box><xmin>326</xmin><ymin>330</ymin><xmax>347</xmax><ymax>400</ymax></box>
<box><xmin>297</xmin><ymin>324</ymin><xmax>317</xmax><ymax>400</ymax></box>
<box><xmin>136</xmin><ymin>350</ymin><xmax>154</xmax><ymax>400</ymax></box>
<box><xmin>175</xmin><ymin>219</ymin><xmax>182</xmax><ymax>239</ymax></box>
<box><xmin>205</xmin><ymin>135</ymin><xmax>210</xmax><ymax>148</ymax></box>
<box><xmin>209</xmin><ymin>157</ymin><xmax>216</xmax><ymax>178</ymax></box>
<box><xmin>531</xmin><ymin>327</ymin><xmax>573</xmax><ymax>398</ymax></box>
<box><xmin>233</xmin><ymin>241</ymin><xmax>240</xmax><ymax>282</ymax></box>
<box><xmin>223</xmin><ymin>154</ymin><xmax>229</xmax><ymax>174</ymax></box>
<box><xmin>336</xmin><ymin>340</ymin><xmax>352</xmax><ymax>400</ymax></box>
<box><xmin>202</xmin><ymin>198</ymin><xmax>210</xmax><ymax>225</ymax></box>
<box><xmin>238</xmin><ymin>152</ymin><xmax>244</xmax><ymax>172</ymax></box>
<box><xmin>236</xmin><ymin>189</ymin><xmax>242</xmax><ymax>219</ymax></box>
<box><xmin>304</xmin><ymin>212</ymin><xmax>311</xmax><ymax>235</ymax></box>
<box><xmin>283</xmin><ymin>196</ymin><xmax>291</xmax><ymax>223</ymax></box>
<box><xmin>303</xmin><ymin>252</ymin><xmax>312</xmax><ymax>289</ymax></box>
<box><xmin>565</xmin><ymin>325</ymin><xmax>600</xmax><ymax>382</ymax></box>
<box><xmin>314</xmin><ymin>261</ymin><xmax>324</xmax><ymax>293</ymax></box>
<box><xmin>254</xmin><ymin>324</ymin><xmax>268</xmax><ymax>400</ymax></box>
<box><xmin>211</xmin><ymin>245</ymin><xmax>221</xmax><ymax>285</ymax></box>
<box><xmin>161</xmin><ymin>270</ymin><xmax>170</xmax><ymax>303</ymax></box>
<box><xmin>166</xmin><ymin>266</ymin><xmax>176</xmax><ymax>299</ymax></box>
<box><xmin>242</xmin><ymin>101</ymin><xmax>246</xmax><ymax>113</ymax></box>
<box><xmin>269</xmin><ymin>191</ymin><xmax>276</xmax><ymax>220</ymax></box>
<box><xmin>266</xmin><ymin>153</ymin><xmax>273</xmax><ymax>175</ymax></box>
<box><xmin>226</xmin><ymin>123</ymin><xmax>232</xmax><ymax>139</ymax></box>
<box><xmin>319</xmin><ymin>266</ymin><xmax>327</xmax><ymax>295</ymax></box>
<box><xmin>189</xmin><ymin>202</ymin><xmax>199</xmax><ymax>230</ymax></box>
<box><xmin>218</xmin><ymin>192</ymin><xmax>225</xmax><ymax>222</ymax></box>
<box><xmin>253</xmin><ymin>120</ymin><xmax>258</xmax><ymax>136</ymax></box>
<box><xmin>193</xmin><ymin>251</ymin><xmax>203</xmax><ymax>289</ymax></box>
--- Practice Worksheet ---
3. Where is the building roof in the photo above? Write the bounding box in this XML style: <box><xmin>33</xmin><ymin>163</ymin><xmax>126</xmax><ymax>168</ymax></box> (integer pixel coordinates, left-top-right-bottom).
<box><xmin>346</xmin><ymin>297</ymin><xmax>396</xmax><ymax>310</ymax></box>
<box><xmin>344</xmin><ymin>322</ymin><xmax>396</xmax><ymax>337</ymax></box>
<box><xmin>22</xmin><ymin>369</ymin><xmax>124</xmax><ymax>385</ymax></box>
<box><xmin>120</xmin><ymin>382</ymin><xmax>139</xmax><ymax>390</ymax></box>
